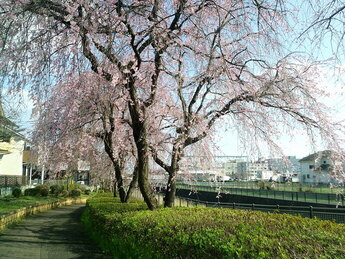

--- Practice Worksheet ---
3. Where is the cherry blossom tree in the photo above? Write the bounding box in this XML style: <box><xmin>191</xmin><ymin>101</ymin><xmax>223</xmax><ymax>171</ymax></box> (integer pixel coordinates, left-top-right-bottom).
<box><xmin>149</xmin><ymin>53</ymin><xmax>345</xmax><ymax>206</ymax></box>
<box><xmin>33</xmin><ymin>72</ymin><xmax>138</xmax><ymax>202</ymax></box>
<box><xmin>300</xmin><ymin>1</ymin><xmax>345</xmax><ymax>56</ymax></box>
<box><xmin>1</xmin><ymin>0</ymin><xmax>345</xmax><ymax>209</ymax></box>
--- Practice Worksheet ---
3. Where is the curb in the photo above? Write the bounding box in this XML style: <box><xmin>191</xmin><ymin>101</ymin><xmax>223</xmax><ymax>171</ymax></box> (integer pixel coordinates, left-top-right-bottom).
<box><xmin>0</xmin><ymin>197</ymin><xmax>87</xmax><ymax>231</ymax></box>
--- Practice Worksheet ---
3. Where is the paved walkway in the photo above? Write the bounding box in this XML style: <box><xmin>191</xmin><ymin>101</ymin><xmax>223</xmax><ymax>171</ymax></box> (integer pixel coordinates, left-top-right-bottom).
<box><xmin>0</xmin><ymin>204</ymin><xmax>112</xmax><ymax>259</ymax></box>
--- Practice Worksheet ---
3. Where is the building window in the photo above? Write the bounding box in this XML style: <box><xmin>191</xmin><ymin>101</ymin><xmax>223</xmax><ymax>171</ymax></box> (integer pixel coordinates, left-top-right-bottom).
<box><xmin>309</xmin><ymin>165</ymin><xmax>314</xmax><ymax>169</ymax></box>
<box><xmin>307</xmin><ymin>174</ymin><xmax>310</xmax><ymax>179</ymax></box>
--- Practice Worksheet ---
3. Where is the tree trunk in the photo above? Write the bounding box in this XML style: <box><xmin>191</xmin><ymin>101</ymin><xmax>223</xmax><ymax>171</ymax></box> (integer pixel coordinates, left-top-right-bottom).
<box><xmin>164</xmin><ymin>145</ymin><xmax>182</xmax><ymax>207</ymax></box>
<box><xmin>137</xmin><ymin>141</ymin><xmax>158</xmax><ymax>210</ymax></box>
<box><xmin>164</xmin><ymin>171</ymin><xmax>177</xmax><ymax>207</ymax></box>
<box><xmin>132</xmin><ymin>117</ymin><xmax>158</xmax><ymax>209</ymax></box>
<box><xmin>125</xmin><ymin>162</ymin><xmax>138</xmax><ymax>202</ymax></box>
<box><xmin>102</xmin><ymin>128</ymin><xmax>127</xmax><ymax>202</ymax></box>
<box><xmin>113</xmin><ymin>178</ymin><xmax>117</xmax><ymax>197</ymax></box>
<box><xmin>114</xmin><ymin>163</ymin><xmax>127</xmax><ymax>202</ymax></box>
<box><xmin>127</xmin><ymin>80</ymin><xmax>158</xmax><ymax>210</ymax></box>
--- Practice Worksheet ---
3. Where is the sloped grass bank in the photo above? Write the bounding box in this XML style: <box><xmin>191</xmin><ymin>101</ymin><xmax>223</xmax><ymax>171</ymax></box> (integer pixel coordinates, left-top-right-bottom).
<box><xmin>82</xmin><ymin>193</ymin><xmax>345</xmax><ymax>259</ymax></box>
<box><xmin>0</xmin><ymin>196</ymin><xmax>61</xmax><ymax>214</ymax></box>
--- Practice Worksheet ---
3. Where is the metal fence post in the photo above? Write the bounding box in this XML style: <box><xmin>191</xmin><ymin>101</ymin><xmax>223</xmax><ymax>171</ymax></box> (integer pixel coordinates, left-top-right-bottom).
<box><xmin>309</xmin><ymin>206</ymin><xmax>313</xmax><ymax>218</ymax></box>
<box><xmin>328</xmin><ymin>194</ymin><xmax>330</xmax><ymax>205</ymax></box>
<box><xmin>252</xmin><ymin>203</ymin><xmax>255</xmax><ymax>211</ymax></box>
<box><xmin>315</xmin><ymin>193</ymin><xmax>318</xmax><ymax>203</ymax></box>
<box><xmin>233</xmin><ymin>202</ymin><xmax>236</xmax><ymax>209</ymax></box>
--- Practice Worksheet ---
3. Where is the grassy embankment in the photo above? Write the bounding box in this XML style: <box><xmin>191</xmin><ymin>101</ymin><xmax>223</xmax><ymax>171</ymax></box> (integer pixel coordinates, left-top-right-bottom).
<box><xmin>0</xmin><ymin>184</ymin><xmax>89</xmax><ymax>215</ymax></box>
<box><xmin>0</xmin><ymin>196</ymin><xmax>62</xmax><ymax>214</ymax></box>
<box><xmin>82</xmin><ymin>193</ymin><xmax>345</xmax><ymax>259</ymax></box>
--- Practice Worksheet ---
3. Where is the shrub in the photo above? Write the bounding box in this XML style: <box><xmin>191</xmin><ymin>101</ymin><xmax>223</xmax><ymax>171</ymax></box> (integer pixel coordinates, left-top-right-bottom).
<box><xmin>59</xmin><ymin>190</ymin><xmax>69</xmax><ymax>197</ymax></box>
<box><xmin>257</xmin><ymin>181</ymin><xmax>274</xmax><ymax>190</ymax></box>
<box><xmin>257</xmin><ymin>180</ymin><xmax>265</xmax><ymax>190</ymax></box>
<box><xmin>84</xmin><ymin>189</ymin><xmax>91</xmax><ymax>195</ymax></box>
<box><xmin>24</xmin><ymin>188</ymin><xmax>41</xmax><ymax>196</ymax></box>
<box><xmin>67</xmin><ymin>183</ymin><xmax>86</xmax><ymax>192</ymax></box>
<box><xmin>69</xmin><ymin>188</ymin><xmax>82</xmax><ymax>197</ymax></box>
<box><xmin>40</xmin><ymin>188</ymin><xmax>49</xmax><ymax>197</ymax></box>
<box><xmin>24</xmin><ymin>185</ymin><xmax>50</xmax><ymax>197</ymax></box>
<box><xmin>82</xmin><ymin>193</ymin><xmax>345</xmax><ymax>259</ymax></box>
<box><xmin>35</xmin><ymin>184</ymin><xmax>48</xmax><ymax>191</ymax></box>
<box><xmin>12</xmin><ymin>188</ymin><xmax>22</xmax><ymax>198</ymax></box>
<box><xmin>50</xmin><ymin>185</ymin><xmax>65</xmax><ymax>196</ymax></box>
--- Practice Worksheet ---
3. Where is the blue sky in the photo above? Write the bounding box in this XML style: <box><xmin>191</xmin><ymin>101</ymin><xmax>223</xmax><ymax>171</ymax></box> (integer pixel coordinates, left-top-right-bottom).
<box><xmin>6</xmin><ymin>1</ymin><xmax>345</xmax><ymax>159</ymax></box>
<box><xmin>216</xmin><ymin>1</ymin><xmax>345</xmax><ymax>159</ymax></box>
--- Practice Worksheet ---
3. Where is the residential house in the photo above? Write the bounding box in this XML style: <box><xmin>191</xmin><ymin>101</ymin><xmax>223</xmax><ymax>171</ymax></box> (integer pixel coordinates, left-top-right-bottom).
<box><xmin>299</xmin><ymin>150</ymin><xmax>343</xmax><ymax>184</ymax></box>
<box><xmin>22</xmin><ymin>143</ymin><xmax>38</xmax><ymax>185</ymax></box>
<box><xmin>0</xmin><ymin>105</ymin><xmax>27</xmax><ymax>186</ymax></box>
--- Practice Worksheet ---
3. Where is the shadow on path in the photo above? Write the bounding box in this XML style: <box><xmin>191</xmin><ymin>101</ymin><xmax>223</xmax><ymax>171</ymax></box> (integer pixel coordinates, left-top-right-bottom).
<box><xmin>0</xmin><ymin>204</ymin><xmax>112</xmax><ymax>259</ymax></box>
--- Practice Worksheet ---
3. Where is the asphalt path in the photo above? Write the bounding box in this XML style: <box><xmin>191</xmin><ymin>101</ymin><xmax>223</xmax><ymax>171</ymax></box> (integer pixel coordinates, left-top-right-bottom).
<box><xmin>0</xmin><ymin>204</ymin><xmax>112</xmax><ymax>259</ymax></box>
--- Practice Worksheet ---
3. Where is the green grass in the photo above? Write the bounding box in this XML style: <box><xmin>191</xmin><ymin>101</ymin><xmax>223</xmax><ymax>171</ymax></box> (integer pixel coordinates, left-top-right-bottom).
<box><xmin>82</xmin><ymin>193</ymin><xmax>345</xmax><ymax>259</ymax></box>
<box><xmin>0</xmin><ymin>196</ymin><xmax>64</xmax><ymax>214</ymax></box>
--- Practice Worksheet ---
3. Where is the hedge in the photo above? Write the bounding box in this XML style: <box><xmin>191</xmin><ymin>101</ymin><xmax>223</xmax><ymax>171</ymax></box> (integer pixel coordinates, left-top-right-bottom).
<box><xmin>82</xmin><ymin>193</ymin><xmax>345</xmax><ymax>259</ymax></box>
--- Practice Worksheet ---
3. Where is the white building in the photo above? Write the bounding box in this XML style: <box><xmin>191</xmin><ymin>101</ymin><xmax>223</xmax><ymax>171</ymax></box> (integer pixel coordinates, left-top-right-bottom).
<box><xmin>299</xmin><ymin>150</ymin><xmax>343</xmax><ymax>184</ymax></box>
<box><xmin>246</xmin><ymin>160</ymin><xmax>274</xmax><ymax>181</ymax></box>
<box><xmin>0</xmin><ymin>106</ymin><xmax>26</xmax><ymax>177</ymax></box>
<box><xmin>0</xmin><ymin>134</ymin><xmax>25</xmax><ymax>176</ymax></box>
<box><xmin>178</xmin><ymin>156</ymin><xmax>247</xmax><ymax>181</ymax></box>
<box><xmin>222</xmin><ymin>157</ymin><xmax>248</xmax><ymax>179</ymax></box>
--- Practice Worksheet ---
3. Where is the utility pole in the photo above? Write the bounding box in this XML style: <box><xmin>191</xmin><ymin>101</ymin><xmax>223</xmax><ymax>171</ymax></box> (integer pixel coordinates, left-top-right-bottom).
<box><xmin>29</xmin><ymin>164</ymin><xmax>32</xmax><ymax>186</ymax></box>
<box><xmin>41</xmin><ymin>164</ymin><xmax>45</xmax><ymax>185</ymax></box>
<box><xmin>25</xmin><ymin>165</ymin><xmax>29</xmax><ymax>185</ymax></box>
